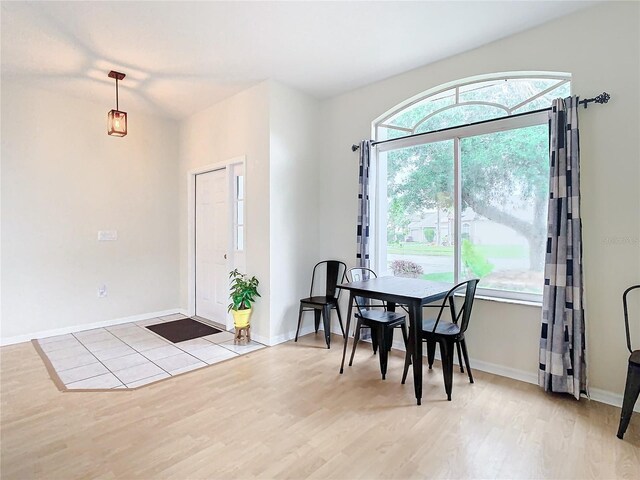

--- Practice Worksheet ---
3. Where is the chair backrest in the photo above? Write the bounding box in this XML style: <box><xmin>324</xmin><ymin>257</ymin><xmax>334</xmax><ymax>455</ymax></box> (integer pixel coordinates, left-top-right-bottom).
<box><xmin>345</xmin><ymin>267</ymin><xmax>376</xmax><ymax>283</ymax></box>
<box><xmin>346</xmin><ymin>267</ymin><xmax>378</xmax><ymax>311</ymax></box>
<box><xmin>623</xmin><ymin>285</ymin><xmax>640</xmax><ymax>354</ymax></box>
<box><xmin>431</xmin><ymin>279</ymin><xmax>479</xmax><ymax>334</ymax></box>
<box><xmin>310</xmin><ymin>260</ymin><xmax>347</xmax><ymax>300</ymax></box>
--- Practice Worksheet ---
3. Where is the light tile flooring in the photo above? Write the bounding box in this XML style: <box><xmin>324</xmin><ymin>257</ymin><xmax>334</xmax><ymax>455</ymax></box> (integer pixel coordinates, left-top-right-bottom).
<box><xmin>36</xmin><ymin>314</ymin><xmax>265</xmax><ymax>390</ymax></box>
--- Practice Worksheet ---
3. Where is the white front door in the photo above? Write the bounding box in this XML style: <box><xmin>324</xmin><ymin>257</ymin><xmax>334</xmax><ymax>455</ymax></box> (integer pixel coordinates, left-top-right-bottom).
<box><xmin>195</xmin><ymin>169</ymin><xmax>228</xmax><ymax>322</ymax></box>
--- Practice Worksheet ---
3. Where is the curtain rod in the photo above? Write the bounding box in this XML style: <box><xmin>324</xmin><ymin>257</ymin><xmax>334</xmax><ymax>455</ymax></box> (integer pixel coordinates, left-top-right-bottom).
<box><xmin>351</xmin><ymin>92</ymin><xmax>611</xmax><ymax>152</ymax></box>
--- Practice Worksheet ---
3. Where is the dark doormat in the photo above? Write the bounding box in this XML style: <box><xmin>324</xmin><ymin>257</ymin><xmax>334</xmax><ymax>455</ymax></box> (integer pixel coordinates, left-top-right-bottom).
<box><xmin>146</xmin><ymin>318</ymin><xmax>222</xmax><ymax>343</ymax></box>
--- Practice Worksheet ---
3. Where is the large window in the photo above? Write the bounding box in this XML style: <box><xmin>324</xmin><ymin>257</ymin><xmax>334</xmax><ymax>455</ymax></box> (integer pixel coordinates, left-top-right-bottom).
<box><xmin>374</xmin><ymin>74</ymin><xmax>571</xmax><ymax>302</ymax></box>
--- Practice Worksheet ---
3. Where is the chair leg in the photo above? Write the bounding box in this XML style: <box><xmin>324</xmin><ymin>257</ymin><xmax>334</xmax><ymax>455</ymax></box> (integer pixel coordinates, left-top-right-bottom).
<box><xmin>349</xmin><ymin>318</ymin><xmax>363</xmax><ymax>367</ymax></box>
<box><xmin>456</xmin><ymin>341</ymin><xmax>464</xmax><ymax>373</ymax></box>
<box><xmin>460</xmin><ymin>339</ymin><xmax>474</xmax><ymax>384</ymax></box>
<box><xmin>401</xmin><ymin>332</ymin><xmax>413</xmax><ymax>385</ymax></box>
<box><xmin>377</xmin><ymin>324</ymin><xmax>389</xmax><ymax>380</ymax></box>
<box><xmin>322</xmin><ymin>305</ymin><xmax>331</xmax><ymax>348</ymax></box>
<box><xmin>314</xmin><ymin>309</ymin><xmax>321</xmax><ymax>333</ymax></box>
<box><xmin>335</xmin><ymin>304</ymin><xmax>346</xmax><ymax>339</ymax></box>
<box><xmin>440</xmin><ymin>339</ymin><xmax>454</xmax><ymax>401</ymax></box>
<box><xmin>294</xmin><ymin>305</ymin><xmax>304</xmax><ymax>342</ymax></box>
<box><xmin>426</xmin><ymin>339</ymin><xmax>436</xmax><ymax>370</ymax></box>
<box><xmin>371</xmin><ymin>327</ymin><xmax>378</xmax><ymax>355</ymax></box>
<box><xmin>385</xmin><ymin>326</ymin><xmax>394</xmax><ymax>352</ymax></box>
<box><xmin>617</xmin><ymin>362</ymin><xmax>640</xmax><ymax>439</ymax></box>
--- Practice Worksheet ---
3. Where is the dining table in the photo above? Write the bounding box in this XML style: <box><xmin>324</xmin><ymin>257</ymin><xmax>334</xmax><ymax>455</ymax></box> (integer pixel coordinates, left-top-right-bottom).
<box><xmin>337</xmin><ymin>276</ymin><xmax>453</xmax><ymax>405</ymax></box>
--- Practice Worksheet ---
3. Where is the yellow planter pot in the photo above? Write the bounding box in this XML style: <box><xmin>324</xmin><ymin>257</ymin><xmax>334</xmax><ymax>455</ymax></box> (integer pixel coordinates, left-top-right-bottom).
<box><xmin>231</xmin><ymin>308</ymin><xmax>252</xmax><ymax>328</ymax></box>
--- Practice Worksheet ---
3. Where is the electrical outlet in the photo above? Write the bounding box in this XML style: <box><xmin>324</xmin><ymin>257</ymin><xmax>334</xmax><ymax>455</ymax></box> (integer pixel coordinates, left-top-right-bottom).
<box><xmin>98</xmin><ymin>285</ymin><xmax>107</xmax><ymax>298</ymax></box>
<box><xmin>98</xmin><ymin>230</ymin><xmax>118</xmax><ymax>241</ymax></box>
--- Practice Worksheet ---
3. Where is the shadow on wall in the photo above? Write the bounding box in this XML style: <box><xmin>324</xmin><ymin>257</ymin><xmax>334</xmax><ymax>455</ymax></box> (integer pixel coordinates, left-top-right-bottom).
<box><xmin>0</xmin><ymin>3</ymin><xmax>252</xmax><ymax>118</ymax></box>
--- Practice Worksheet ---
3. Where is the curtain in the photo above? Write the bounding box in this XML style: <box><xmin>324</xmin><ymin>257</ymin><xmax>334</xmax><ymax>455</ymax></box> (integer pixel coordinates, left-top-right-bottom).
<box><xmin>539</xmin><ymin>96</ymin><xmax>587</xmax><ymax>400</ymax></box>
<box><xmin>356</xmin><ymin>141</ymin><xmax>372</xmax><ymax>339</ymax></box>
<box><xmin>356</xmin><ymin>140</ymin><xmax>371</xmax><ymax>269</ymax></box>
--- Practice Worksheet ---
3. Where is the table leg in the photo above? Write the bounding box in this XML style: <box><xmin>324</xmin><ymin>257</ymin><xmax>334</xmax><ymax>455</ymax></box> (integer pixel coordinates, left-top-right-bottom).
<box><xmin>340</xmin><ymin>292</ymin><xmax>354</xmax><ymax>374</ymax></box>
<box><xmin>411</xmin><ymin>301</ymin><xmax>423</xmax><ymax>405</ymax></box>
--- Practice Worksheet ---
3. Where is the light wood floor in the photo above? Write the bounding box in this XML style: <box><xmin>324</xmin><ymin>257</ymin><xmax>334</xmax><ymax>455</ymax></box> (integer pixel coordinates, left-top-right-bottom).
<box><xmin>1</xmin><ymin>333</ymin><xmax>639</xmax><ymax>479</ymax></box>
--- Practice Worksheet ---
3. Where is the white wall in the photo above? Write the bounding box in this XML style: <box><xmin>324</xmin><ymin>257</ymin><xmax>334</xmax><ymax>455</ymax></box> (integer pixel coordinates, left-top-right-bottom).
<box><xmin>178</xmin><ymin>82</ymin><xmax>271</xmax><ymax>342</ymax></box>
<box><xmin>318</xmin><ymin>2</ymin><xmax>640</xmax><ymax>397</ymax></box>
<box><xmin>2</xmin><ymin>3</ymin><xmax>637</xmax><ymax>401</ymax></box>
<box><xmin>178</xmin><ymin>80</ymin><xmax>322</xmax><ymax>345</ymax></box>
<box><xmin>269</xmin><ymin>81</ymin><xmax>320</xmax><ymax>342</ymax></box>
<box><xmin>1</xmin><ymin>82</ymin><xmax>180</xmax><ymax>341</ymax></box>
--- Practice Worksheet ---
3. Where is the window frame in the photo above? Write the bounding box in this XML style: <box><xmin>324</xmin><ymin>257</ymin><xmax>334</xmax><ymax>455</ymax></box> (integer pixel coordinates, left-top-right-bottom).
<box><xmin>232</xmin><ymin>172</ymin><xmax>245</xmax><ymax>252</ymax></box>
<box><xmin>372</xmin><ymin>74</ymin><xmax>571</xmax><ymax>304</ymax></box>
<box><xmin>376</xmin><ymin>72</ymin><xmax>570</xmax><ymax>139</ymax></box>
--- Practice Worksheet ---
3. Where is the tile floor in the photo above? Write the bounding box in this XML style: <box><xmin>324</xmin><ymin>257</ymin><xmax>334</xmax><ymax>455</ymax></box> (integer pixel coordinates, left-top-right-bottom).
<box><xmin>36</xmin><ymin>314</ymin><xmax>266</xmax><ymax>390</ymax></box>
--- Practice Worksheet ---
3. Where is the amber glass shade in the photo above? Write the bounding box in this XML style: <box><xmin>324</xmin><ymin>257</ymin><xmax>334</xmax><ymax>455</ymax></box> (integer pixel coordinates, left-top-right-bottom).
<box><xmin>108</xmin><ymin>110</ymin><xmax>127</xmax><ymax>137</ymax></box>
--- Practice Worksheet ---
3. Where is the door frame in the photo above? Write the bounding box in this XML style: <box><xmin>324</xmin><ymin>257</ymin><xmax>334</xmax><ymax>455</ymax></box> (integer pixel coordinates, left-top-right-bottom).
<box><xmin>187</xmin><ymin>155</ymin><xmax>246</xmax><ymax>330</ymax></box>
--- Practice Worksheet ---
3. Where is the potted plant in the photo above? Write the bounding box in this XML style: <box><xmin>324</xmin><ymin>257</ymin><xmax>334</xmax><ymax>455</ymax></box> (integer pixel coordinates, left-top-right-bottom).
<box><xmin>228</xmin><ymin>269</ymin><xmax>260</xmax><ymax>329</ymax></box>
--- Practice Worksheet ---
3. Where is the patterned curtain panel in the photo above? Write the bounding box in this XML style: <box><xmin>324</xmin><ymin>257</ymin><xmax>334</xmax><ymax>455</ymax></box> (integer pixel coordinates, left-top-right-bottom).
<box><xmin>356</xmin><ymin>140</ymin><xmax>371</xmax><ymax>269</ymax></box>
<box><xmin>539</xmin><ymin>96</ymin><xmax>587</xmax><ymax>400</ymax></box>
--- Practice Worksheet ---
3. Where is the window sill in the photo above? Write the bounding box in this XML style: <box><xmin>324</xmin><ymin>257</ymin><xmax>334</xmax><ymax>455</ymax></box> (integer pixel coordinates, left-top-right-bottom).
<box><xmin>474</xmin><ymin>294</ymin><xmax>542</xmax><ymax>308</ymax></box>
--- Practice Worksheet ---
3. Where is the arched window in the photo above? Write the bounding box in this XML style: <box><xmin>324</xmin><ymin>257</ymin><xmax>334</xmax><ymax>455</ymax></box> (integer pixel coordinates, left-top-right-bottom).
<box><xmin>375</xmin><ymin>73</ymin><xmax>570</xmax><ymax>301</ymax></box>
<box><xmin>377</xmin><ymin>74</ymin><xmax>570</xmax><ymax>140</ymax></box>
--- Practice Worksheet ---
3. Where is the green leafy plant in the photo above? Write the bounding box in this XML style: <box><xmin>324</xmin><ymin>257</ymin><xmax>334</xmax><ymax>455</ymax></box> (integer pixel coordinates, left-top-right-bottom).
<box><xmin>462</xmin><ymin>239</ymin><xmax>494</xmax><ymax>278</ymax></box>
<box><xmin>227</xmin><ymin>269</ymin><xmax>260</xmax><ymax>312</ymax></box>
<box><xmin>423</xmin><ymin>227</ymin><xmax>436</xmax><ymax>243</ymax></box>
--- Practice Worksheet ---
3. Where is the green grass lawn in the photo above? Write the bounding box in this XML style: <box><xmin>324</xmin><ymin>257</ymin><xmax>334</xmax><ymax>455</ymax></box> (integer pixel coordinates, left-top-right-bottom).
<box><xmin>388</xmin><ymin>244</ymin><xmax>453</xmax><ymax>256</ymax></box>
<box><xmin>388</xmin><ymin>242</ymin><xmax>526</xmax><ymax>259</ymax></box>
<box><xmin>421</xmin><ymin>272</ymin><xmax>454</xmax><ymax>282</ymax></box>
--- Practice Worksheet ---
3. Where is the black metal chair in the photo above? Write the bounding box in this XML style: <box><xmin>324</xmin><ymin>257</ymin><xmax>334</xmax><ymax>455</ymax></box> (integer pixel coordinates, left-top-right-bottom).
<box><xmin>345</xmin><ymin>267</ymin><xmax>409</xmax><ymax>380</ymax></box>
<box><xmin>617</xmin><ymin>284</ymin><xmax>640</xmax><ymax>440</ymax></box>
<box><xmin>295</xmin><ymin>260</ymin><xmax>347</xmax><ymax>349</ymax></box>
<box><xmin>402</xmin><ymin>279</ymin><xmax>479</xmax><ymax>401</ymax></box>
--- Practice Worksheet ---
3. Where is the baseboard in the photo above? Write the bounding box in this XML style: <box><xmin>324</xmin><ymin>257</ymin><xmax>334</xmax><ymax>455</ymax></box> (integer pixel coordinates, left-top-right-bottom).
<box><xmin>332</xmin><ymin>326</ymin><xmax>638</xmax><ymax>413</ymax></box>
<box><xmin>182</xmin><ymin>318</ymin><xmax>316</xmax><ymax>347</ymax></box>
<box><xmin>406</xmin><ymin>344</ymin><xmax>540</xmax><ymax>386</ymax></box>
<box><xmin>250</xmin><ymin>332</ymin><xmax>271</xmax><ymax>346</ymax></box>
<box><xmin>266</xmin><ymin>325</ymin><xmax>317</xmax><ymax>346</ymax></box>
<box><xmin>436</xmin><ymin>352</ymin><xmax>639</xmax><ymax>412</ymax></box>
<box><xmin>0</xmin><ymin>309</ymin><xmax>183</xmax><ymax>346</ymax></box>
<box><xmin>461</xmin><ymin>357</ymin><xmax>539</xmax><ymax>385</ymax></box>
<box><xmin>588</xmin><ymin>387</ymin><xmax>640</xmax><ymax>413</ymax></box>
<box><xmin>8</xmin><ymin>317</ymin><xmax>633</xmax><ymax>413</ymax></box>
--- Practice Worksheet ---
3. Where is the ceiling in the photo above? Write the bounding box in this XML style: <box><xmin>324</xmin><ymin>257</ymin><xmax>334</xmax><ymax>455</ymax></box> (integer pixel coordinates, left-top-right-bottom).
<box><xmin>1</xmin><ymin>1</ymin><xmax>597</xmax><ymax>120</ymax></box>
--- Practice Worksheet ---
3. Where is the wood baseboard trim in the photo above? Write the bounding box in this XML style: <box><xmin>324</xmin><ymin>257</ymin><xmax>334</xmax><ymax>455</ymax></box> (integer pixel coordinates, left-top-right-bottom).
<box><xmin>0</xmin><ymin>309</ymin><xmax>184</xmax><ymax>346</ymax></box>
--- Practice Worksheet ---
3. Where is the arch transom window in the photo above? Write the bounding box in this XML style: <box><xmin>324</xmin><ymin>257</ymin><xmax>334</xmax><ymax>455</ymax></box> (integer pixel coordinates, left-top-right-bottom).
<box><xmin>377</xmin><ymin>74</ymin><xmax>570</xmax><ymax>140</ymax></box>
<box><xmin>374</xmin><ymin>73</ymin><xmax>571</xmax><ymax>302</ymax></box>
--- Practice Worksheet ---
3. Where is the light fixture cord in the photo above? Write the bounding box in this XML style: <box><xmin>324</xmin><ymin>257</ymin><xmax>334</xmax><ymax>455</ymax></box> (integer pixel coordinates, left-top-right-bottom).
<box><xmin>115</xmin><ymin>77</ymin><xmax>119</xmax><ymax>110</ymax></box>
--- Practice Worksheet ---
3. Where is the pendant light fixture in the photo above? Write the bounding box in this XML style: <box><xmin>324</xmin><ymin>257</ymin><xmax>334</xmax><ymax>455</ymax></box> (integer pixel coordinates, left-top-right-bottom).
<box><xmin>107</xmin><ymin>70</ymin><xmax>127</xmax><ymax>137</ymax></box>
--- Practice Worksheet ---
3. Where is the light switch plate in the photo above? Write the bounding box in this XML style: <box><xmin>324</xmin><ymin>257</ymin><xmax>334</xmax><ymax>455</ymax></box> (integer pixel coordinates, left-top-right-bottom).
<box><xmin>98</xmin><ymin>230</ymin><xmax>118</xmax><ymax>241</ymax></box>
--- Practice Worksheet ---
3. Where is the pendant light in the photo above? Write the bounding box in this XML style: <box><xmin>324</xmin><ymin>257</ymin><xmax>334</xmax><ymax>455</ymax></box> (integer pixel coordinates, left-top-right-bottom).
<box><xmin>107</xmin><ymin>70</ymin><xmax>127</xmax><ymax>137</ymax></box>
